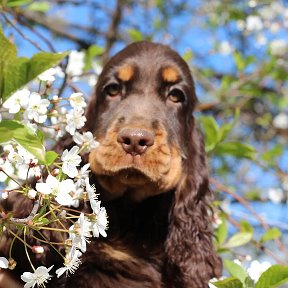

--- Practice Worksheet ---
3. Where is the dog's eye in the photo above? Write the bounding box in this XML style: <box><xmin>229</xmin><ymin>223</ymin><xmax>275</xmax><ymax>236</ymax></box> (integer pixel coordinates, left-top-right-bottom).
<box><xmin>105</xmin><ymin>83</ymin><xmax>122</xmax><ymax>97</ymax></box>
<box><xmin>167</xmin><ymin>89</ymin><xmax>185</xmax><ymax>103</ymax></box>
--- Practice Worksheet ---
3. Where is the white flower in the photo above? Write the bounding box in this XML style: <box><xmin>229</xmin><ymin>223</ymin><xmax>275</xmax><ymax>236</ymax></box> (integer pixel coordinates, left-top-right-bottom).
<box><xmin>74</xmin><ymin>163</ymin><xmax>90</xmax><ymax>188</ymax></box>
<box><xmin>24</xmin><ymin>92</ymin><xmax>50</xmax><ymax>123</ymax></box>
<box><xmin>3</xmin><ymin>89</ymin><xmax>30</xmax><ymax>113</ymax></box>
<box><xmin>56</xmin><ymin>247</ymin><xmax>82</xmax><ymax>278</ymax></box>
<box><xmin>38</xmin><ymin>68</ymin><xmax>57</xmax><ymax>82</ymax></box>
<box><xmin>219</xmin><ymin>41</ymin><xmax>234</xmax><ymax>55</ymax></box>
<box><xmin>236</xmin><ymin>20</ymin><xmax>245</xmax><ymax>31</ymax></box>
<box><xmin>7</xmin><ymin>149</ymin><xmax>24</xmax><ymax>166</ymax></box>
<box><xmin>267</xmin><ymin>187</ymin><xmax>283</xmax><ymax>204</ymax></box>
<box><xmin>28</xmin><ymin>189</ymin><xmax>37</xmax><ymax>199</ymax></box>
<box><xmin>273</xmin><ymin>112</ymin><xmax>288</xmax><ymax>129</ymax></box>
<box><xmin>61</xmin><ymin>146</ymin><xmax>82</xmax><ymax>178</ymax></box>
<box><xmin>256</xmin><ymin>34</ymin><xmax>267</xmax><ymax>46</ymax></box>
<box><xmin>69</xmin><ymin>213</ymin><xmax>91</xmax><ymax>252</ymax></box>
<box><xmin>73</xmin><ymin>131</ymin><xmax>99</xmax><ymax>152</ymax></box>
<box><xmin>247</xmin><ymin>260</ymin><xmax>271</xmax><ymax>282</ymax></box>
<box><xmin>22</xmin><ymin>119</ymin><xmax>38</xmax><ymax>133</ymax></box>
<box><xmin>17</xmin><ymin>145</ymin><xmax>38</xmax><ymax>165</ymax></box>
<box><xmin>246</xmin><ymin>15</ymin><xmax>263</xmax><ymax>32</ymax></box>
<box><xmin>65</xmin><ymin>108</ymin><xmax>87</xmax><ymax>135</ymax></box>
<box><xmin>69</xmin><ymin>92</ymin><xmax>87</xmax><ymax>109</ymax></box>
<box><xmin>36</xmin><ymin>175</ymin><xmax>75</xmax><ymax>206</ymax></box>
<box><xmin>21</xmin><ymin>265</ymin><xmax>53</xmax><ymax>288</ymax></box>
<box><xmin>248</xmin><ymin>0</ymin><xmax>257</xmax><ymax>8</ymax></box>
<box><xmin>85</xmin><ymin>177</ymin><xmax>99</xmax><ymax>212</ymax></box>
<box><xmin>66</xmin><ymin>50</ymin><xmax>85</xmax><ymax>78</ymax></box>
<box><xmin>91</xmin><ymin>206</ymin><xmax>108</xmax><ymax>238</ymax></box>
<box><xmin>0</xmin><ymin>159</ymin><xmax>14</xmax><ymax>182</ymax></box>
<box><xmin>270</xmin><ymin>39</ymin><xmax>288</xmax><ymax>57</ymax></box>
<box><xmin>0</xmin><ymin>257</ymin><xmax>9</xmax><ymax>269</ymax></box>
<box><xmin>54</xmin><ymin>66</ymin><xmax>65</xmax><ymax>78</ymax></box>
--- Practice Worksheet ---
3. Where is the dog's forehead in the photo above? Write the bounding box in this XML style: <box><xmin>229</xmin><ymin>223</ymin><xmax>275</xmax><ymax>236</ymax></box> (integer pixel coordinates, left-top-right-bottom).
<box><xmin>103</xmin><ymin>42</ymin><xmax>191</xmax><ymax>84</ymax></box>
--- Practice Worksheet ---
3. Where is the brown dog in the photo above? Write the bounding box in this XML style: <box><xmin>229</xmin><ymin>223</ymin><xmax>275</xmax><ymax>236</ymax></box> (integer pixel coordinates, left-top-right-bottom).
<box><xmin>0</xmin><ymin>41</ymin><xmax>222</xmax><ymax>287</ymax></box>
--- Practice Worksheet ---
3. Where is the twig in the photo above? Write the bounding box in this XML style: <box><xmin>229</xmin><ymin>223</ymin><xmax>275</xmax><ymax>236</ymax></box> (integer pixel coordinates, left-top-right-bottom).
<box><xmin>1</xmin><ymin>12</ymin><xmax>44</xmax><ymax>51</ymax></box>
<box><xmin>210</xmin><ymin>178</ymin><xmax>288</xmax><ymax>257</ymax></box>
<box><xmin>9</xmin><ymin>199</ymin><xmax>40</xmax><ymax>224</ymax></box>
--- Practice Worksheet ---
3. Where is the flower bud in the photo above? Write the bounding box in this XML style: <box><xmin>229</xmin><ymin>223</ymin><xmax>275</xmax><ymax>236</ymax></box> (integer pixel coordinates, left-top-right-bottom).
<box><xmin>8</xmin><ymin>258</ymin><xmax>17</xmax><ymax>270</ymax></box>
<box><xmin>28</xmin><ymin>189</ymin><xmax>37</xmax><ymax>199</ymax></box>
<box><xmin>32</xmin><ymin>246</ymin><xmax>44</xmax><ymax>254</ymax></box>
<box><xmin>51</xmin><ymin>168</ymin><xmax>60</xmax><ymax>176</ymax></box>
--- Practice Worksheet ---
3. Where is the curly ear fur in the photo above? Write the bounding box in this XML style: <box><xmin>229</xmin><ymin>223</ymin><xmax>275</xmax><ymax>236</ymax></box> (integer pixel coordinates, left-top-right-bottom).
<box><xmin>164</xmin><ymin>123</ymin><xmax>222</xmax><ymax>287</ymax></box>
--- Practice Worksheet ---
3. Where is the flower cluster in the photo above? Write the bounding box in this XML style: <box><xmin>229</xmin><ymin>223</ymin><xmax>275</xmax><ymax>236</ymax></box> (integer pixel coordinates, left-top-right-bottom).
<box><xmin>0</xmin><ymin>66</ymin><xmax>107</xmax><ymax>287</ymax></box>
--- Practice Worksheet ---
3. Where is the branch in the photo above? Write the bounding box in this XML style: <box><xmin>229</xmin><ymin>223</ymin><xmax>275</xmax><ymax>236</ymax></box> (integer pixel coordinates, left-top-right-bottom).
<box><xmin>101</xmin><ymin>0</ymin><xmax>124</xmax><ymax>64</ymax></box>
<box><xmin>18</xmin><ymin>10</ymin><xmax>96</xmax><ymax>49</ymax></box>
<box><xmin>9</xmin><ymin>199</ymin><xmax>40</xmax><ymax>224</ymax></box>
<box><xmin>210</xmin><ymin>178</ymin><xmax>288</xmax><ymax>258</ymax></box>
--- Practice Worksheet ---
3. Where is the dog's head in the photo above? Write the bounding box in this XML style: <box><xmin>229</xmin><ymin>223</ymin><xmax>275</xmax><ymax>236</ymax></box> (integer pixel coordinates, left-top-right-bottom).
<box><xmin>86</xmin><ymin>41</ymin><xmax>197</xmax><ymax>201</ymax></box>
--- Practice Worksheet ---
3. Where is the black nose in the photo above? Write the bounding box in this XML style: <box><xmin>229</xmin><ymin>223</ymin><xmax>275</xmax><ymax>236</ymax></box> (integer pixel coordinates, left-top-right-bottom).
<box><xmin>117</xmin><ymin>128</ymin><xmax>154</xmax><ymax>156</ymax></box>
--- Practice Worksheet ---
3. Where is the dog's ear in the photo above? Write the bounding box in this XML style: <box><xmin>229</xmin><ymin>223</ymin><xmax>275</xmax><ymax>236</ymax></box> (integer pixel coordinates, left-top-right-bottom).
<box><xmin>164</xmin><ymin>122</ymin><xmax>222</xmax><ymax>287</ymax></box>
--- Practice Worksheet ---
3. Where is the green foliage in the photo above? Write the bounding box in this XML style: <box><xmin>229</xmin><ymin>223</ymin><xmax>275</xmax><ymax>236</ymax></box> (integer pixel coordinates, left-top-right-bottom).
<box><xmin>84</xmin><ymin>45</ymin><xmax>104</xmax><ymax>71</ymax></box>
<box><xmin>0</xmin><ymin>26</ymin><xmax>67</xmax><ymax>101</ymax></box>
<box><xmin>224</xmin><ymin>259</ymin><xmax>250</xmax><ymax>285</ymax></box>
<box><xmin>261</xmin><ymin>145</ymin><xmax>283</xmax><ymax>165</ymax></box>
<box><xmin>2</xmin><ymin>0</ymin><xmax>32</xmax><ymax>7</ymax></box>
<box><xmin>212</xmin><ymin>277</ymin><xmax>243</xmax><ymax>288</ymax></box>
<box><xmin>0</xmin><ymin>120</ymin><xmax>46</xmax><ymax>162</ymax></box>
<box><xmin>260</xmin><ymin>228</ymin><xmax>282</xmax><ymax>244</ymax></box>
<box><xmin>255</xmin><ymin>265</ymin><xmax>288</xmax><ymax>288</ymax></box>
<box><xmin>26</xmin><ymin>1</ymin><xmax>50</xmax><ymax>12</ymax></box>
<box><xmin>223</xmin><ymin>232</ymin><xmax>253</xmax><ymax>249</ymax></box>
<box><xmin>128</xmin><ymin>28</ymin><xmax>144</xmax><ymax>42</ymax></box>
<box><xmin>200</xmin><ymin>111</ymin><xmax>256</xmax><ymax>159</ymax></box>
<box><xmin>214</xmin><ymin>142</ymin><xmax>256</xmax><ymax>160</ymax></box>
<box><xmin>215</xmin><ymin>219</ymin><xmax>228</xmax><ymax>246</ymax></box>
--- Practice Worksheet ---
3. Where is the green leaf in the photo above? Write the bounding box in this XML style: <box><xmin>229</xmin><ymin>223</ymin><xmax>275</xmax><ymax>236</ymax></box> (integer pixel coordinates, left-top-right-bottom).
<box><xmin>234</xmin><ymin>52</ymin><xmax>245</xmax><ymax>71</ymax></box>
<box><xmin>218</xmin><ymin>109</ymin><xmax>240</xmax><ymax>142</ymax></box>
<box><xmin>245</xmin><ymin>276</ymin><xmax>255</xmax><ymax>288</ymax></box>
<box><xmin>240</xmin><ymin>220</ymin><xmax>254</xmax><ymax>233</ymax></box>
<box><xmin>200</xmin><ymin>115</ymin><xmax>219</xmax><ymax>152</ymax></box>
<box><xmin>0</xmin><ymin>28</ymin><xmax>68</xmax><ymax>101</ymax></box>
<box><xmin>224</xmin><ymin>259</ymin><xmax>248</xmax><ymax>285</ymax></box>
<box><xmin>27</xmin><ymin>1</ymin><xmax>50</xmax><ymax>12</ymax></box>
<box><xmin>0</xmin><ymin>120</ymin><xmax>45</xmax><ymax>162</ymax></box>
<box><xmin>5</xmin><ymin>0</ymin><xmax>32</xmax><ymax>7</ymax></box>
<box><xmin>261</xmin><ymin>144</ymin><xmax>283</xmax><ymax>163</ymax></box>
<box><xmin>212</xmin><ymin>277</ymin><xmax>243</xmax><ymax>288</ymax></box>
<box><xmin>45</xmin><ymin>151</ymin><xmax>58</xmax><ymax>166</ymax></box>
<box><xmin>128</xmin><ymin>28</ymin><xmax>144</xmax><ymax>41</ymax></box>
<box><xmin>84</xmin><ymin>45</ymin><xmax>104</xmax><ymax>71</ymax></box>
<box><xmin>34</xmin><ymin>217</ymin><xmax>50</xmax><ymax>226</ymax></box>
<box><xmin>214</xmin><ymin>142</ymin><xmax>256</xmax><ymax>159</ymax></box>
<box><xmin>255</xmin><ymin>265</ymin><xmax>288</xmax><ymax>288</ymax></box>
<box><xmin>260</xmin><ymin>228</ymin><xmax>281</xmax><ymax>243</ymax></box>
<box><xmin>223</xmin><ymin>232</ymin><xmax>253</xmax><ymax>248</ymax></box>
<box><xmin>0</xmin><ymin>26</ymin><xmax>17</xmax><ymax>60</ymax></box>
<box><xmin>215</xmin><ymin>220</ymin><xmax>228</xmax><ymax>245</ymax></box>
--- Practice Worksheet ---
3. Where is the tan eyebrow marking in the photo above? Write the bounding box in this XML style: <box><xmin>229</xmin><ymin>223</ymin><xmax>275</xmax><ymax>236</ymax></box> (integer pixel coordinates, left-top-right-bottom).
<box><xmin>117</xmin><ymin>65</ymin><xmax>134</xmax><ymax>82</ymax></box>
<box><xmin>162</xmin><ymin>67</ymin><xmax>180</xmax><ymax>83</ymax></box>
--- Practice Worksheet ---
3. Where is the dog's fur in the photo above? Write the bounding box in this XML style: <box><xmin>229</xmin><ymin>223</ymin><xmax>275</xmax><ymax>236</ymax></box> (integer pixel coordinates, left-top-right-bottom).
<box><xmin>0</xmin><ymin>41</ymin><xmax>222</xmax><ymax>287</ymax></box>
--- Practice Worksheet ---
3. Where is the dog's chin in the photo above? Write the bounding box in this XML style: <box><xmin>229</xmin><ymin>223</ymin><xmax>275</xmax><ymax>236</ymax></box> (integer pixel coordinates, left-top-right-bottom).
<box><xmin>116</xmin><ymin>168</ymin><xmax>150</xmax><ymax>186</ymax></box>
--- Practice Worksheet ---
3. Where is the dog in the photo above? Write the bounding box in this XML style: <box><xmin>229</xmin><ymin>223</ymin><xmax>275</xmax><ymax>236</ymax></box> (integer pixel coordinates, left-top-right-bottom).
<box><xmin>0</xmin><ymin>41</ymin><xmax>222</xmax><ymax>287</ymax></box>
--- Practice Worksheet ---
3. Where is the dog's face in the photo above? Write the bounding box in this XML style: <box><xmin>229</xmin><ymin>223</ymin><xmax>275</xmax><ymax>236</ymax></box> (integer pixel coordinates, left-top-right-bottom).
<box><xmin>88</xmin><ymin>42</ymin><xmax>197</xmax><ymax>201</ymax></box>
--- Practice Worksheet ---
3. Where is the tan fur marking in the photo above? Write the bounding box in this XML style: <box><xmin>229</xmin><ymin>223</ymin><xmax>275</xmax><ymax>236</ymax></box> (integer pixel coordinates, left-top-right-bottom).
<box><xmin>162</xmin><ymin>67</ymin><xmax>179</xmax><ymax>83</ymax></box>
<box><xmin>89</xmin><ymin>120</ymin><xmax>182</xmax><ymax>201</ymax></box>
<box><xmin>102</xmin><ymin>244</ymin><xmax>133</xmax><ymax>261</ymax></box>
<box><xmin>117</xmin><ymin>65</ymin><xmax>134</xmax><ymax>82</ymax></box>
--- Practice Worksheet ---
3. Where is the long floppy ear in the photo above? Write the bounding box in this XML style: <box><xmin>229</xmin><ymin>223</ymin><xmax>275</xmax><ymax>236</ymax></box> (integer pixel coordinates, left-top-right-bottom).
<box><xmin>164</xmin><ymin>122</ymin><xmax>222</xmax><ymax>287</ymax></box>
